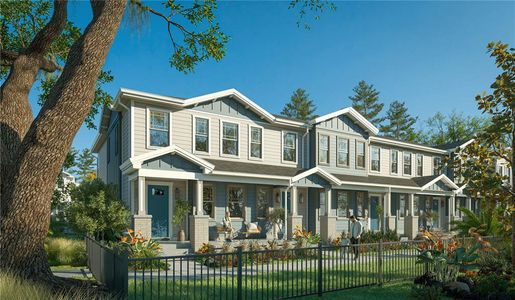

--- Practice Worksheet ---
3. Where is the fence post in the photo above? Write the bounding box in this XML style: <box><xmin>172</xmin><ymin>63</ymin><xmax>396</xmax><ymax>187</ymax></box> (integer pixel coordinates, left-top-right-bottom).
<box><xmin>318</xmin><ymin>242</ymin><xmax>323</xmax><ymax>297</ymax></box>
<box><xmin>237</xmin><ymin>246</ymin><xmax>243</xmax><ymax>300</ymax></box>
<box><xmin>378</xmin><ymin>239</ymin><xmax>383</xmax><ymax>285</ymax></box>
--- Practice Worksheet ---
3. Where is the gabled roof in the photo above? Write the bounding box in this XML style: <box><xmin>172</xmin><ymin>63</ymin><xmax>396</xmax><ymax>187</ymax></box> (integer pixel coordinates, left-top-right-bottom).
<box><xmin>310</xmin><ymin>107</ymin><xmax>379</xmax><ymax>135</ymax></box>
<box><xmin>291</xmin><ymin>167</ymin><xmax>341</xmax><ymax>185</ymax></box>
<box><xmin>434</xmin><ymin>139</ymin><xmax>475</xmax><ymax>151</ymax></box>
<box><xmin>416</xmin><ymin>174</ymin><xmax>459</xmax><ymax>191</ymax></box>
<box><xmin>120</xmin><ymin>145</ymin><xmax>215</xmax><ymax>174</ymax></box>
<box><xmin>205</xmin><ymin>159</ymin><xmax>303</xmax><ymax>178</ymax></box>
<box><xmin>117</xmin><ymin>88</ymin><xmax>307</xmax><ymax>127</ymax></box>
<box><xmin>370</xmin><ymin>136</ymin><xmax>448</xmax><ymax>154</ymax></box>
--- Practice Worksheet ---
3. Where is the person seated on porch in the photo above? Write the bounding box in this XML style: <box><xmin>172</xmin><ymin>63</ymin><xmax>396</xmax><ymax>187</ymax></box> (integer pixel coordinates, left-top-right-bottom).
<box><xmin>223</xmin><ymin>211</ymin><xmax>235</xmax><ymax>241</ymax></box>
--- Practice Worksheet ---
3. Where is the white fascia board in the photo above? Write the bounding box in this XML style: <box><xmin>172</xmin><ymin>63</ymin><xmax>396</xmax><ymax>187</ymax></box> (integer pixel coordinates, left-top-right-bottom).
<box><xmin>290</xmin><ymin>167</ymin><xmax>341</xmax><ymax>185</ymax></box>
<box><xmin>310</xmin><ymin>107</ymin><xmax>379</xmax><ymax>135</ymax></box>
<box><xmin>420</xmin><ymin>174</ymin><xmax>459</xmax><ymax>191</ymax></box>
<box><xmin>370</xmin><ymin>136</ymin><xmax>448</xmax><ymax>155</ymax></box>
<box><xmin>125</xmin><ymin>145</ymin><xmax>215</xmax><ymax>173</ymax></box>
<box><xmin>118</xmin><ymin>88</ymin><xmax>185</xmax><ymax>105</ymax></box>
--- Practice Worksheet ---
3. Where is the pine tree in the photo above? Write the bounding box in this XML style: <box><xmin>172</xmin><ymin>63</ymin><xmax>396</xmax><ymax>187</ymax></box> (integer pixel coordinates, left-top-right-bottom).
<box><xmin>380</xmin><ymin>101</ymin><xmax>418</xmax><ymax>141</ymax></box>
<box><xmin>74</xmin><ymin>148</ymin><xmax>97</xmax><ymax>182</ymax></box>
<box><xmin>348</xmin><ymin>80</ymin><xmax>385</xmax><ymax>125</ymax></box>
<box><xmin>281</xmin><ymin>88</ymin><xmax>317</xmax><ymax>120</ymax></box>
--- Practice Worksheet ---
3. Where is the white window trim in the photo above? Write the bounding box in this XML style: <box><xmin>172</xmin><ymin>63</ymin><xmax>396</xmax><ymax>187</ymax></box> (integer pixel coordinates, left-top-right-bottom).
<box><xmin>403</xmin><ymin>152</ymin><xmax>412</xmax><ymax>177</ymax></box>
<box><xmin>433</xmin><ymin>156</ymin><xmax>442</xmax><ymax>176</ymax></box>
<box><xmin>281</xmin><ymin>130</ymin><xmax>298</xmax><ymax>164</ymax></box>
<box><xmin>219</xmin><ymin>119</ymin><xmax>240</xmax><ymax>158</ymax></box>
<box><xmin>318</xmin><ymin>133</ymin><xmax>330</xmax><ymax>165</ymax></box>
<box><xmin>390</xmin><ymin>149</ymin><xmax>399</xmax><ymax>175</ymax></box>
<box><xmin>227</xmin><ymin>184</ymin><xmax>246</xmax><ymax>220</ymax></box>
<box><xmin>248</xmin><ymin>124</ymin><xmax>264</xmax><ymax>161</ymax></box>
<box><xmin>355</xmin><ymin>140</ymin><xmax>366</xmax><ymax>169</ymax></box>
<box><xmin>146</xmin><ymin>107</ymin><xmax>172</xmax><ymax>150</ymax></box>
<box><xmin>336</xmin><ymin>136</ymin><xmax>350</xmax><ymax>168</ymax></box>
<box><xmin>370</xmin><ymin>146</ymin><xmax>381</xmax><ymax>173</ymax></box>
<box><xmin>192</xmin><ymin>115</ymin><xmax>211</xmax><ymax>155</ymax></box>
<box><xmin>416</xmin><ymin>154</ymin><xmax>424</xmax><ymax>176</ymax></box>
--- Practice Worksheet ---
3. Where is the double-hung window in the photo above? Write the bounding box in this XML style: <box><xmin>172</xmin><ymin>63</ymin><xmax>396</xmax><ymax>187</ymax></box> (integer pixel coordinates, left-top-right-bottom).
<box><xmin>256</xmin><ymin>187</ymin><xmax>271</xmax><ymax>219</ymax></box>
<box><xmin>416</xmin><ymin>154</ymin><xmax>423</xmax><ymax>176</ymax></box>
<box><xmin>195</xmin><ymin>117</ymin><xmax>209</xmax><ymax>153</ymax></box>
<box><xmin>149</xmin><ymin>110</ymin><xmax>170</xmax><ymax>147</ymax></box>
<box><xmin>356</xmin><ymin>191</ymin><xmax>366</xmax><ymax>217</ymax></box>
<box><xmin>202</xmin><ymin>185</ymin><xmax>215</xmax><ymax>218</ymax></box>
<box><xmin>391</xmin><ymin>150</ymin><xmax>399</xmax><ymax>174</ymax></box>
<box><xmin>403</xmin><ymin>152</ymin><xmax>412</xmax><ymax>175</ymax></box>
<box><xmin>283</xmin><ymin>132</ymin><xmax>297</xmax><ymax>163</ymax></box>
<box><xmin>399</xmin><ymin>194</ymin><xmax>406</xmax><ymax>217</ymax></box>
<box><xmin>250</xmin><ymin>126</ymin><xmax>263</xmax><ymax>159</ymax></box>
<box><xmin>433</xmin><ymin>157</ymin><xmax>442</xmax><ymax>175</ymax></box>
<box><xmin>319</xmin><ymin>135</ymin><xmax>329</xmax><ymax>164</ymax></box>
<box><xmin>371</xmin><ymin>146</ymin><xmax>380</xmax><ymax>172</ymax></box>
<box><xmin>337</xmin><ymin>137</ymin><xmax>349</xmax><ymax>166</ymax></box>
<box><xmin>356</xmin><ymin>141</ymin><xmax>365</xmax><ymax>169</ymax></box>
<box><xmin>336</xmin><ymin>191</ymin><xmax>349</xmax><ymax>217</ymax></box>
<box><xmin>222</xmin><ymin>121</ymin><xmax>239</xmax><ymax>156</ymax></box>
<box><xmin>227</xmin><ymin>186</ymin><xmax>245</xmax><ymax>218</ymax></box>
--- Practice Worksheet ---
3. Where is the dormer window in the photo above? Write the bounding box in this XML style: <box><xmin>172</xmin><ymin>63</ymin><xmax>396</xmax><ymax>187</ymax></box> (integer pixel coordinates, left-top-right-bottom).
<box><xmin>318</xmin><ymin>135</ymin><xmax>329</xmax><ymax>164</ymax></box>
<box><xmin>416</xmin><ymin>154</ymin><xmax>423</xmax><ymax>176</ymax></box>
<box><xmin>403</xmin><ymin>152</ymin><xmax>412</xmax><ymax>175</ymax></box>
<box><xmin>356</xmin><ymin>141</ymin><xmax>365</xmax><ymax>169</ymax></box>
<box><xmin>282</xmin><ymin>132</ymin><xmax>297</xmax><ymax>163</ymax></box>
<box><xmin>222</xmin><ymin>121</ymin><xmax>239</xmax><ymax>156</ymax></box>
<box><xmin>371</xmin><ymin>146</ymin><xmax>380</xmax><ymax>172</ymax></box>
<box><xmin>148</xmin><ymin>109</ymin><xmax>170</xmax><ymax>147</ymax></box>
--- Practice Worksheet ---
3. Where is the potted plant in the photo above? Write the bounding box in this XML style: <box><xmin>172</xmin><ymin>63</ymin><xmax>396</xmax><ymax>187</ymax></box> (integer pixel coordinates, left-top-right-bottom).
<box><xmin>173</xmin><ymin>199</ymin><xmax>191</xmax><ymax>241</ymax></box>
<box><xmin>266</xmin><ymin>208</ymin><xmax>285</xmax><ymax>240</ymax></box>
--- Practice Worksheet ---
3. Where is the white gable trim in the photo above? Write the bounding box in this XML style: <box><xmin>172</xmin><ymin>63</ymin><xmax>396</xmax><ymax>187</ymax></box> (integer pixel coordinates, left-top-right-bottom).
<box><xmin>420</xmin><ymin>174</ymin><xmax>459</xmax><ymax>191</ymax></box>
<box><xmin>120</xmin><ymin>145</ymin><xmax>215</xmax><ymax>174</ymax></box>
<box><xmin>310</xmin><ymin>107</ymin><xmax>379</xmax><ymax>135</ymax></box>
<box><xmin>290</xmin><ymin>167</ymin><xmax>341</xmax><ymax>186</ymax></box>
<box><xmin>370</xmin><ymin>136</ymin><xmax>448</xmax><ymax>154</ymax></box>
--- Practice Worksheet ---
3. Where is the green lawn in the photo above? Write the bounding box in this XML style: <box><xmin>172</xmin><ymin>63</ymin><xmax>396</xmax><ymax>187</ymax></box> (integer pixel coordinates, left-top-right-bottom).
<box><xmin>128</xmin><ymin>256</ymin><xmax>425</xmax><ymax>299</ymax></box>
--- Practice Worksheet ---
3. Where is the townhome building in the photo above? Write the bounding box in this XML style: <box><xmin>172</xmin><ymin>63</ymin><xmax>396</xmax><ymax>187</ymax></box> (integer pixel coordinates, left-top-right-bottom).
<box><xmin>93</xmin><ymin>88</ymin><xmax>490</xmax><ymax>251</ymax></box>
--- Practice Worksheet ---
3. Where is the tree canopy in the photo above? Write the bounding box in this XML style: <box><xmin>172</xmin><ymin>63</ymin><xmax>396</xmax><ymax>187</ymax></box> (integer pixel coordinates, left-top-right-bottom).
<box><xmin>281</xmin><ymin>88</ymin><xmax>317</xmax><ymax>120</ymax></box>
<box><xmin>379</xmin><ymin>100</ymin><xmax>418</xmax><ymax>142</ymax></box>
<box><xmin>419</xmin><ymin>111</ymin><xmax>488</xmax><ymax>146</ymax></box>
<box><xmin>349</xmin><ymin>80</ymin><xmax>385</xmax><ymax>125</ymax></box>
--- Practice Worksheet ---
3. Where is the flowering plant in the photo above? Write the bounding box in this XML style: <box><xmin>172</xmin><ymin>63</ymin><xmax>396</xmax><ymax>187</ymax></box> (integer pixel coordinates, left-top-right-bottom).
<box><xmin>117</xmin><ymin>229</ymin><xmax>165</xmax><ymax>270</ymax></box>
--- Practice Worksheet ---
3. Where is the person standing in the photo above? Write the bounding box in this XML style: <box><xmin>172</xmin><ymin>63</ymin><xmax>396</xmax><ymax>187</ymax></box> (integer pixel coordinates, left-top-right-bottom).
<box><xmin>349</xmin><ymin>215</ymin><xmax>363</xmax><ymax>260</ymax></box>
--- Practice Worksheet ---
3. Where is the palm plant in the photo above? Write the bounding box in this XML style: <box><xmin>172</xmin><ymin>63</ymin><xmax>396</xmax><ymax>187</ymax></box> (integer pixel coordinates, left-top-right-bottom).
<box><xmin>451</xmin><ymin>207</ymin><xmax>503</xmax><ymax>237</ymax></box>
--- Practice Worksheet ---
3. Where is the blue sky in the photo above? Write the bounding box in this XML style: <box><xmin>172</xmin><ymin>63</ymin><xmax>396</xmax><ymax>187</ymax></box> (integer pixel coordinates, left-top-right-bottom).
<box><xmin>27</xmin><ymin>1</ymin><xmax>515</xmax><ymax>151</ymax></box>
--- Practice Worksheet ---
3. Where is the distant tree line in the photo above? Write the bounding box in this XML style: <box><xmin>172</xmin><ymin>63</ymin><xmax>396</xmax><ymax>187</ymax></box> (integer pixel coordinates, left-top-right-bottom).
<box><xmin>281</xmin><ymin>80</ymin><xmax>489</xmax><ymax>146</ymax></box>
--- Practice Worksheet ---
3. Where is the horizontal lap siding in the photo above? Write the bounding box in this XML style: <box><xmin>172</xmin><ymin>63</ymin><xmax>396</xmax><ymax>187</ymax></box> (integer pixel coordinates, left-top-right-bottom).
<box><xmin>131</xmin><ymin>100</ymin><xmax>304</xmax><ymax>168</ymax></box>
<box><xmin>97</xmin><ymin>142</ymin><xmax>108</xmax><ymax>182</ymax></box>
<box><xmin>121</xmin><ymin>110</ymin><xmax>130</xmax><ymax>161</ymax></box>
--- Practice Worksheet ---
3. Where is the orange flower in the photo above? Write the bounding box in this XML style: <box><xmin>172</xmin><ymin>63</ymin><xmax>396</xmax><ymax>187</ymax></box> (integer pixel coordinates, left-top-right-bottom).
<box><xmin>128</xmin><ymin>229</ymin><xmax>134</xmax><ymax>234</ymax></box>
<box><xmin>121</xmin><ymin>236</ymin><xmax>128</xmax><ymax>242</ymax></box>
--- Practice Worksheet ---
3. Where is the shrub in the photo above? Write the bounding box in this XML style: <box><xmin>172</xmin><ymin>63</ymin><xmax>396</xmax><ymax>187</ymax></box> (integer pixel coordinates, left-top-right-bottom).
<box><xmin>411</xmin><ymin>284</ymin><xmax>444</xmax><ymax>300</ymax></box>
<box><xmin>45</xmin><ymin>237</ymin><xmax>87</xmax><ymax>267</ymax></box>
<box><xmin>478</xmin><ymin>251</ymin><xmax>511</xmax><ymax>277</ymax></box>
<box><xmin>473</xmin><ymin>273</ymin><xmax>510</xmax><ymax>299</ymax></box>
<box><xmin>66</xmin><ymin>179</ymin><xmax>129</xmax><ymax>241</ymax></box>
<box><xmin>116</xmin><ymin>229</ymin><xmax>166</xmax><ymax>270</ymax></box>
<box><xmin>361</xmin><ymin>229</ymin><xmax>399</xmax><ymax>244</ymax></box>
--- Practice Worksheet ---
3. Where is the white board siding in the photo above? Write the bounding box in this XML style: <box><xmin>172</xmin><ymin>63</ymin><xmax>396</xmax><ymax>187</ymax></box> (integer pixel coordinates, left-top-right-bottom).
<box><xmin>314</xmin><ymin>127</ymin><xmax>368</xmax><ymax>176</ymax></box>
<box><xmin>130</xmin><ymin>100</ymin><xmax>304</xmax><ymax>168</ymax></box>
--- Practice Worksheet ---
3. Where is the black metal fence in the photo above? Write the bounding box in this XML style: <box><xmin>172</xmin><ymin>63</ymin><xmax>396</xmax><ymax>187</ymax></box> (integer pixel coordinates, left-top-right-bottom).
<box><xmin>85</xmin><ymin>236</ymin><xmax>128</xmax><ymax>297</ymax></box>
<box><xmin>124</xmin><ymin>240</ymin><xmax>426</xmax><ymax>300</ymax></box>
<box><xmin>85</xmin><ymin>237</ymin><xmax>497</xmax><ymax>299</ymax></box>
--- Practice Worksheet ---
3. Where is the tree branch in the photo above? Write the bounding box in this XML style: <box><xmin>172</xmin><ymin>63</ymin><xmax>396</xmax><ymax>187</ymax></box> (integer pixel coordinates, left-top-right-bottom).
<box><xmin>27</xmin><ymin>0</ymin><xmax>68</xmax><ymax>55</ymax></box>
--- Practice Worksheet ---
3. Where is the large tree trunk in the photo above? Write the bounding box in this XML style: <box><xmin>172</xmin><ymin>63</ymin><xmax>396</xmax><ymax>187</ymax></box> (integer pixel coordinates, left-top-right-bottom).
<box><xmin>511</xmin><ymin>117</ymin><xmax>514</xmax><ymax>269</ymax></box>
<box><xmin>0</xmin><ymin>0</ymin><xmax>126</xmax><ymax>281</ymax></box>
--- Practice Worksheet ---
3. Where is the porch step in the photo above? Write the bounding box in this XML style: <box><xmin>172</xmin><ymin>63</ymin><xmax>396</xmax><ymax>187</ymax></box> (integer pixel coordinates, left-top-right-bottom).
<box><xmin>157</xmin><ymin>241</ymin><xmax>191</xmax><ymax>256</ymax></box>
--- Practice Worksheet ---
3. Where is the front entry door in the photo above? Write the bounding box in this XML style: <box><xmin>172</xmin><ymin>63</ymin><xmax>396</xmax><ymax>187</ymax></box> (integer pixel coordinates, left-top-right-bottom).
<box><xmin>370</xmin><ymin>196</ymin><xmax>380</xmax><ymax>231</ymax></box>
<box><xmin>148</xmin><ymin>185</ymin><xmax>170</xmax><ymax>238</ymax></box>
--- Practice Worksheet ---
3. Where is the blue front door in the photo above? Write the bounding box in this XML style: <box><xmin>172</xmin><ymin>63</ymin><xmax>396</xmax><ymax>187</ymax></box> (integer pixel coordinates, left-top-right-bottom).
<box><xmin>148</xmin><ymin>185</ymin><xmax>169</xmax><ymax>238</ymax></box>
<box><xmin>370</xmin><ymin>196</ymin><xmax>380</xmax><ymax>231</ymax></box>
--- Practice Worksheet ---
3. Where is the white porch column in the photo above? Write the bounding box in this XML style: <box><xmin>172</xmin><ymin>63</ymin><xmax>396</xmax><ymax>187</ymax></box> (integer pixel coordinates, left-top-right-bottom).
<box><xmin>137</xmin><ymin>176</ymin><xmax>146</xmax><ymax>215</ymax></box>
<box><xmin>325</xmin><ymin>188</ymin><xmax>332</xmax><ymax>216</ymax></box>
<box><xmin>129</xmin><ymin>178</ymin><xmax>137</xmax><ymax>214</ymax></box>
<box><xmin>195</xmin><ymin>180</ymin><xmax>203</xmax><ymax>215</ymax></box>
<box><xmin>448</xmin><ymin>195</ymin><xmax>455</xmax><ymax>231</ymax></box>
<box><xmin>385</xmin><ymin>189</ymin><xmax>395</xmax><ymax>231</ymax></box>
<box><xmin>408</xmin><ymin>194</ymin><xmax>415</xmax><ymax>216</ymax></box>
<box><xmin>465</xmin><ymin>196</ymin><xmax>472</xmax><ymax>211</ymax></box>
<box><xmin>291</xmin><ymin>186</ymin><xmax>298</xmax><ymax>216</ymax></box>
